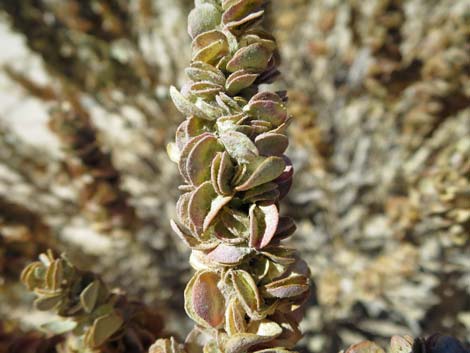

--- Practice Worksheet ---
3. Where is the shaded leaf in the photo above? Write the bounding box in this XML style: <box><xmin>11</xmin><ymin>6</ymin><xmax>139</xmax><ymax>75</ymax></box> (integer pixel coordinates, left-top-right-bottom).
<box><xmin>255</xmin><ymin>133</ymin><xmax>288</xmax><ymax>156</ymax></box>
<box><xmin>80</xmin><ymin>280</ymin><xmax>100</xmax><ymax>313</ymax></box>
<box><xmin>187</xmin><ymin>134</ymin><xmax>223</xmax><ymax>186</ymax></box>
<box><xmin>87</xmin><ymin>312</ymin><xmax>123</xmax><ymax>347</ymax></box>
<box><xmin>231</xmin><ymin>269</ymin><xmax>262</xmax><ymax>318</ymax></box>
<box><xmin>189</xmin><ymin>181</ymin><xmax>217</xmax><ymax>233</ymax></box>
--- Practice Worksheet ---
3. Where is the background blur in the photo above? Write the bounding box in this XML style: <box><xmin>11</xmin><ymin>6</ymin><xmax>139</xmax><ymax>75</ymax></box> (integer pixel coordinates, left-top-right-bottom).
<box><xmin>0</xmin><ymin>1</ymin><xmax>468</xmax><ymax>352</ymax></box>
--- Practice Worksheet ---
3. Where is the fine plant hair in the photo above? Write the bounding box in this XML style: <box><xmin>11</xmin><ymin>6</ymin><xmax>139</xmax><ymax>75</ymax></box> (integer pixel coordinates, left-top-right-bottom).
<box><xmin>167</xmin><ymin>0</ymin><xmax>310</xmax><ymax>352</ymax></box>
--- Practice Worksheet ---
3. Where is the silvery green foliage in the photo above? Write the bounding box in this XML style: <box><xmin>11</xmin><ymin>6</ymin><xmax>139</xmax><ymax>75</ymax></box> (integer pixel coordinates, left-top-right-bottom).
<box><xmin>0</xmin><ymin>0</ymin><xmax>191</xmax><ymax>326</ymax></box>
<box><xmin>169</xmin><ymin>1</ymin><xmax>310</xmax><ymax>352</ymax></box>
<box><xmin>21</xmin><ymin>251</ymin><xmax>163</xmax><ymax>353</ymax></box>
<box><xmin>269</xmin><ymin>0</ymin><xmax>469</xmax><ymax>351</ymax></box>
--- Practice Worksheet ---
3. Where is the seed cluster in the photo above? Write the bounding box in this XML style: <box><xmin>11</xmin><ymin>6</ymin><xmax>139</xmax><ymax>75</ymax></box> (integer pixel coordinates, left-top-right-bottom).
<box><xmin>169</xmin><ymin>1</ymin><xmax>310</xmax><ymax>352</ymax></box>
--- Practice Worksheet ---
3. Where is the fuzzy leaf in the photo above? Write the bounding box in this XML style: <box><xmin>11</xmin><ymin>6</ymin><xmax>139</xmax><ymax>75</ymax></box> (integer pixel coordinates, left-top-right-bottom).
<box><xmin>45</xmin><ymin>259</ymin><xmax>62</xmax><ymax>290</ymax></box>
<box><xmin>21</xmin><ymin>262</ymin><xmax>42</xmax><ymax>290</ymax></box>
<box><xmin>176</xmin><ymin>192</ymin><xmax>192</xmax><ymax>229</ymax></box>
<box><xmin>203</xmin><ymin>195</ymin><xmax>233</xmax><ymax>231</ymax></box>
<box><xmin>206</xmin><ymin>243</ymin><xmax>251</xmax><ymax>265</ymax></box>
<box><xmin>226</xmin><ymin>43</ymin><xmax>272</xmax><ymax>73</ymax></box>
<box><xmin>192</xmin><ymin>30</ymin><xmax>229</xmax><ymax>64</ymax></box>
<box><xmin>190</xmin><ymin>81</ymin><xmax>223</xmax><ymax>99</ymax></box>
<box><xmin>189</xmin><ymin>181</ymin><xmax>217</xmax><ymax>233</ymax></box>
<box><xmin>186</xmin><ymin>61</ymin><xmax>226</xmax><ymax>85</ymax></box>
<box><xmin>263</xmin><ymin>275</ymin><xmax>309</xmax><ymax>298</ymax></box>
<box><xmin>225</xmin><ymin>297</ymin><xmax>246</xmax><ymax>335</ymax></box>
<box><xmin>226</xmin><ymin>70</ymin><xmax>259</xmax><ymax>95</ymax></box>
<box><xmin>217</xmin><ymin>152</ymin><xmax>235</xmax><ymax>195</ymax></box>
<box><xmin>220</xmin><ymin>131</ymin><xmax>259</xmax><ymax>164</ymax></box>
<box><xmin>170</xmin><ymin>86</ymin><xmax>208</xmax><ymax>119</ymax></box>
<box><xmin>249</xmin><ymin>204</ymin><xmax>279</xmax><ymax>249</ymax></box>
<box><xmin>244</xmin><ymin>92</ymin><xmax>287</xmax><ymax>126</ymax></box>
<box><xmin>274</xmin><ymin>216</ymin><xmax>296</xmax><ymax>240</ymax></box>
<box><xmin>34</xmin><ymin>294</ymin><xmax>62</xmax><ymax>311</ymax></box>
<box><xmin>247</xmin><ymin>319</ymin><xmax>283</xmax><ymax>337</ymax></box>
<box><xmin>167</xmin><ymin>142</ymin><xmax>181</xmax><ymax>163</ymax></box>
<box><xmin>186</xmin><ymin>271</ymin><xmax>225</xmax><ymax>328</ymax></box>
<box><xmin>179</xmin><ymin>133</ymin><xmax>211</xmax><ymax>183</ymax></box>
<box><xmin>223</xmin><ymin>0</ymin><xmax>265</xmax><ymax>31</ymax></box>
<box><xmin>231</xmin><ymin>270</ymin><xmax>262</xmax><ymax>318</ymax></box>
<box><xmin>187</xmin><ymin>134</ymin><xmax>223</xmax><ymax>186</ymax></box>
<box><xmin>236</xmin><ymin>156</ymin><xmax>285</xmax><ymax>191</ymax></box>
<box><xmin>171</xmin><ymin>219</ymin><xmax>199</xmax><ymax>249</ymax></box>
<box><xmin>149</xmin><ymin>338</ymin><xmax>185</xmax><ymax>353</ymax></box>
<box><xmin>255</xmin><ymin>133</ymin><xmax>288</xmax><ymax>156</ymax></box>
<box><xmin>188</xmin><ymin>4</ymin><xmax>221</xmax><ymax>39</ymax></box>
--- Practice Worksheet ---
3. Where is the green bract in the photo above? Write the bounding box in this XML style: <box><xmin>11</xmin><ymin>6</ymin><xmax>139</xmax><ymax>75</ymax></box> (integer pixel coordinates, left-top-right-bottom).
<box><xmin>169</xmin><ymin>1</ymin><xmax>310</xmax><ymax>352</ymax></box>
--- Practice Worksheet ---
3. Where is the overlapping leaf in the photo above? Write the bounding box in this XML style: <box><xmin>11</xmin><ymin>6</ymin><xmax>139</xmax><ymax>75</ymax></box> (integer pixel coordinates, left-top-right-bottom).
<box><xmin>170</xmin><ymin>1</ymin><xmax>310</xmax><ymax>352</ymax></box>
